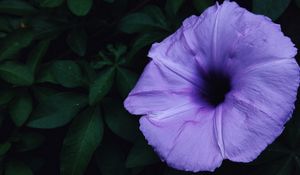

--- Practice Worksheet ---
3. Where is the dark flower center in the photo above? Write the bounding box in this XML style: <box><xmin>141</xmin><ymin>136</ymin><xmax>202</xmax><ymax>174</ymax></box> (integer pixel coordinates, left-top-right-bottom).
<box><xmin>200</xmin><ymin>70</ymin><xmax>232</xmax><ymax>107</ymax></box>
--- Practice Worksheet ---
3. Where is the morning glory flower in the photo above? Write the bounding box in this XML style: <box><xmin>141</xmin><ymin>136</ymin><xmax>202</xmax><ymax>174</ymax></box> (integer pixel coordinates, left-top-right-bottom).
<box><xmin>124</xmin><ymin>1</ymin><xmax>299</xmax><ymax>172</ymax></box>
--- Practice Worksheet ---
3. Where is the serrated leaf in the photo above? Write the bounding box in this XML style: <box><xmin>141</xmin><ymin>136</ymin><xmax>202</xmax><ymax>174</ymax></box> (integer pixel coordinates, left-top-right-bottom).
<box><xmin>27</xmin><ymin>39</ymin><xmax>50</xmax><ymax>73</ymax></box>
<box><xmin>61</xmin><ymin>107</ymin><xmax>103</xmax><ymax>175</ymax></box>
<box><xmin>253</xmin><ymin>0</ymin><xmax>291</xmax><ymax>20</ymax></box>
<box><xmin>89</xmin><ymin>68</ymin><xmax>115</xmax><ymax>105</ymax></box>
<box><xmin>14</xmin><ymin>132</ymin><xmax>44</xmax><ymax>152</ymax></box>
<box><xmin>9</xmin><ymin>94</ymin><xmax>32</xmax><ymax>127</ymax></box>
<box><xmin>38</xmin><ymin>0</ymin><xmax>64</xmax><ymax>8</ymax></box>
<box><xmin>0</xmin><ymin>0</ymin><xmax>37</xmax><ymax>16</ymax></box>
<box><xmin>27</xmin><ymin>92</ymin><xmax>87</xmax><ymax>129</ymax></box>
<box><xmin>0</xmin><ymin>62</ymin><xmax>34</xmax><ymax>86</ymax></box>
<box><xmin>165</xmin><ymin>0</ymin><xmax>184</xmax><ymax>16</ymax></box>
<box><xmin>51</xmin><ymin>60</ymin><xmax>85</xmax><ymax>88</ymax></box>
<box><xmin>103</xmin><ymin>98</ymin><xmax>139</xmax><ymax>142</ymax></box>
<box><xmin>96</xmin><ymin>141</ymin><xmax>130</xmax><ymax>175</ymax></box>
<box><xmin>5</xmin><ymin>160</ymin><xmax>33</xmax><ymax>175</ymax></box>
<box><xmin>116</xmin><ymin>68</ymin><xmax>138</xmax><ymax>98</ymax></box>
<box><xmin>126</xmin><ymin>137</ymin><xmax>159</xmax><ymax>168</ymax></box>
<box><xmin>0</xmin><ymin>142</ymin><xmax>11</xmax><ymax>156</ymax></box>
<box><xmin>0</xmin><ymin>30</ymin><xmax>33</xmax><ymax>61</ymax></box>
<box><xmin>67</xmin><ymin>28</ymin><xmax>87</xmax><ymax>56</ymax></box>
<box><xmin>67</xmin><ymin>0</ymin><xmax>93</xmax><ymax>16</ymax></box>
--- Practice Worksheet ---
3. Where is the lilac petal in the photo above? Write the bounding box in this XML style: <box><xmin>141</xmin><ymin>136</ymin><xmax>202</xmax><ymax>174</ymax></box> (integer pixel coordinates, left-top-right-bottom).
<box><xmin>220</xmin><ymin>96</ymin><xmax>284</xmax><ymax>162</ymax></box>
<box><xmin>124</xmin><ymin>61</ymin><xmax>205</xmax><ymax>115</ymax></box>
<box><xmin>140</xmin><ymin>107</ymin><xmax>223</xmax><ymax>172</ymax></box>
<box><xmin>125</xmin><ymin>89</ymin><xmax>198</xmax><ymax>116</ymax></box>
<box><xmin>148</xmin><ymin>20</ymin><xmax>203</xmax><ymax>87</ymax></box>
<box><xmin>232</xmin><ymin>58</ymin><xmax>299</xmax><ymax>124</ymax></box>
<box><xmin>221</xmin><ymin>58</ymin><xmax>299</xmax><ymax>162</ymax></box>
<box><xmin>181</xmin><ymin>1</ymin><xmax>297</xmax><ymax>72</ymax></box>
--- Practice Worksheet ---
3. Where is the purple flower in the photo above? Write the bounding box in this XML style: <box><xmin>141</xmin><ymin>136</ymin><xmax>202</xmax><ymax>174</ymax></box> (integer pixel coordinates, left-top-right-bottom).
<box><xmin>124</xmin><ymin>1</ymin><xmax>300</xmax><ymax>172</ymax></box>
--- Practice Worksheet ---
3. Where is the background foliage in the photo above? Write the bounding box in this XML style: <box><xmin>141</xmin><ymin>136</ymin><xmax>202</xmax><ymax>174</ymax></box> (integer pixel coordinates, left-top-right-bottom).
<box><xmin>0</xmin><ymin>0</ymin><xmax>299</xmax><ymax>174</ymax></box>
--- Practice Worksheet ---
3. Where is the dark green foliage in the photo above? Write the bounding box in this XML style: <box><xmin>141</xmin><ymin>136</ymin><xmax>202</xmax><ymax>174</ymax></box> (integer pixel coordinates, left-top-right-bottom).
<box><xmin>0</xmin><ymin>0</ymin><xmax>299</xmax><ymax>175</ymax></box>
<box><xmin>0</xmin><ymin>62</ymin><xmax>34</xmax><ymax>86</ymax></box>
<box><xmin>67</xmin><ymin>29</ymin><xmax>87</xmax><ymax>56</ymax></box>
<box><xmin>5</xmin><ymin>160</ymin><xmax>33</xmax><ymax>175</ymax></box>
<box><xmin>27</xmin><ymin>92</ymin><xmax>87</xmax><ymax>128</ymax></box>
<box><xmin>252</xmin><ymin>0</ymin><xmax>291</xmax><ymax>20</ymax></box>
<box><xmin>103</xmin><ymin>98</ymin><xmax>139</xmax><ymax>142</ymax></box>
<box><xmin>125</xmin><ymin>137</ymin><xmax>160</xmax><ymax>168</ymax></box>
<box><xmin>67</xmin><ymin>0</ymin><xmax>93</xmax><ymax>16</ymax></box>
<box><xmin>9</xmin><ymin>93</ymin><xmax>33</xmax><ymax>126</ymax></box>
<box><xmin>61</xmin><ymin>107</ymin><xmax>103</xmax><ymax>175</ymax></box>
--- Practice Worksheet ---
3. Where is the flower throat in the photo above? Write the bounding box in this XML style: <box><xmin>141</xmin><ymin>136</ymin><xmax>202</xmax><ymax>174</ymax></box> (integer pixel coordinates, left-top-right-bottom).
<box><xmin>200</xmin><ymin>70</ymin><xmax>232</xmax><ymax>107</ymax></box>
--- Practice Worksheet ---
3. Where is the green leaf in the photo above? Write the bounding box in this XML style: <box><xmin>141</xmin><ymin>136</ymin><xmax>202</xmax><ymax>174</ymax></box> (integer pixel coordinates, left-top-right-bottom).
<box><xmin>9</xmin><ymin>94</ymin><xmax>32</xmax><ymax>127</ymax></box>
<box><xmin>51</xmin><ymin>60</ymin><xmax>85</xmax><ymax>88</ymax></box>
<box><xmin>0</xmin><ymin>142</ymin><xmax>11</xmax><ymax>156</ymax></box>
<box><xmin>0</xmin><ymin>30</ymin><xmax>33</xmax><ymax>61</ymax></box>
<box><xmin>103</xmin><ymin>98</ymin><xmax>139</xmax><ymax>142</ymax></box>
<box><xmin>0</xmin><ymin>62</ymin><xmax>34</xmax><ymax>86</ymax></box>
<box><xmin>67</xmin><ymin>29</ymin><xmax>87</xmax><ymax>56</ymax></box>
<box><xmin>119</xmin><ymin>6</ymin><xmax>169</xmax><ymax>34</ymax></box>
<box><xmin>91</xmin><ymin>59</ymin><xmax>113</xmax><ymax>70</ymax></box>
<box><xmin>0</xmin><ymin>0</ymin><xmax>37</xmax><ymax>16</ymax></box>
<box><xmin>142</xmin><ymin>5</ymin><xmax>169</xmax><ymax>31</ymax></box>
<box><xmin>116</xmin><ymin>68</ymin><xmax>138</xmax><ymax>98</ymax></box>
<box><xmin>192</xmin><ymin>0</ymin><xmax>213</xmax><ymax>12</ymax></box>
<box><xmin>165</xmin><ymin>0</ymin><xmax>184</xmax><ymax>16</ymax></box>
<box><xmin>27</xmin><ymin>92</ymin><xmax>88</xmax><ymax>129</ymax></box>
<box><xmin>30</xmin><ymin>17</ymin><xmax>65</xmax><ymax>39</ymax></box>
<box><xmin>61</xmin><ymin>107</ymin><xmax>103</xmax><ymax>175</ymax></box>
<box><xmin>128</xmin><ymin>32</ymin><xmax>165</xmax><ymax>60</ymax></box>
<box><xmin>126</xmin><ymin>137</ymin><xmax>159</xmax><ymax>168</ymax></box>
<box><xmin>38</xmin><ymin>0</ymin><xmax>64</xmax><ymax>8</ymax></box>
<box><xmin>252</xmin><ymin>0</ymin><xmax>291</xmax><ymax>20</ymax></box>
<box><xmin>78</xmin><ymin>60</ymin><xmax>97</xmax><ymax>83</ymax></box>
<box><xmin>0</xmin><ymin>89</ymin><xmax>15</xmax><ymax>106</ymax></box>
<box><xmin>5</xmin><ymin>160</ymin><xmax>33</xmax><ymax>175</ymax></box>
<box><xmin>27</xmin><ymin>39</ymin><xmax>50</xmax><ymax>73</ymax></box>
<box><xmin>36</xmin><ymin>63</ymin><xmax>57</xmax><ymax>84</ymax></box>
<box><xmin>106</xmin><ymin>44</ymin><xmax>127</xmax><ymax>63</ymax></box>
<box><xmin>67</xmin><ymin>0</ymin><xmax>93</xmax><ymax>16</ymax></box>
<box><xmin>14</xmin><ymin>132</ymin><xmax>44</xmax><ymax>152</ymax></box>
<box><xmin>89</xmin><ymin>68</ymin><xmax>115</xmax><ymax>105</ymax></box>
<box><xmin>32</xmin><ymin>86</ymin><xmax>59</xmax><ymax>102</ymax></box>
<box><xmin>96</xmin><ymin>141</ymin><xmax>130</xmax><ymax>175</ymax></box>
